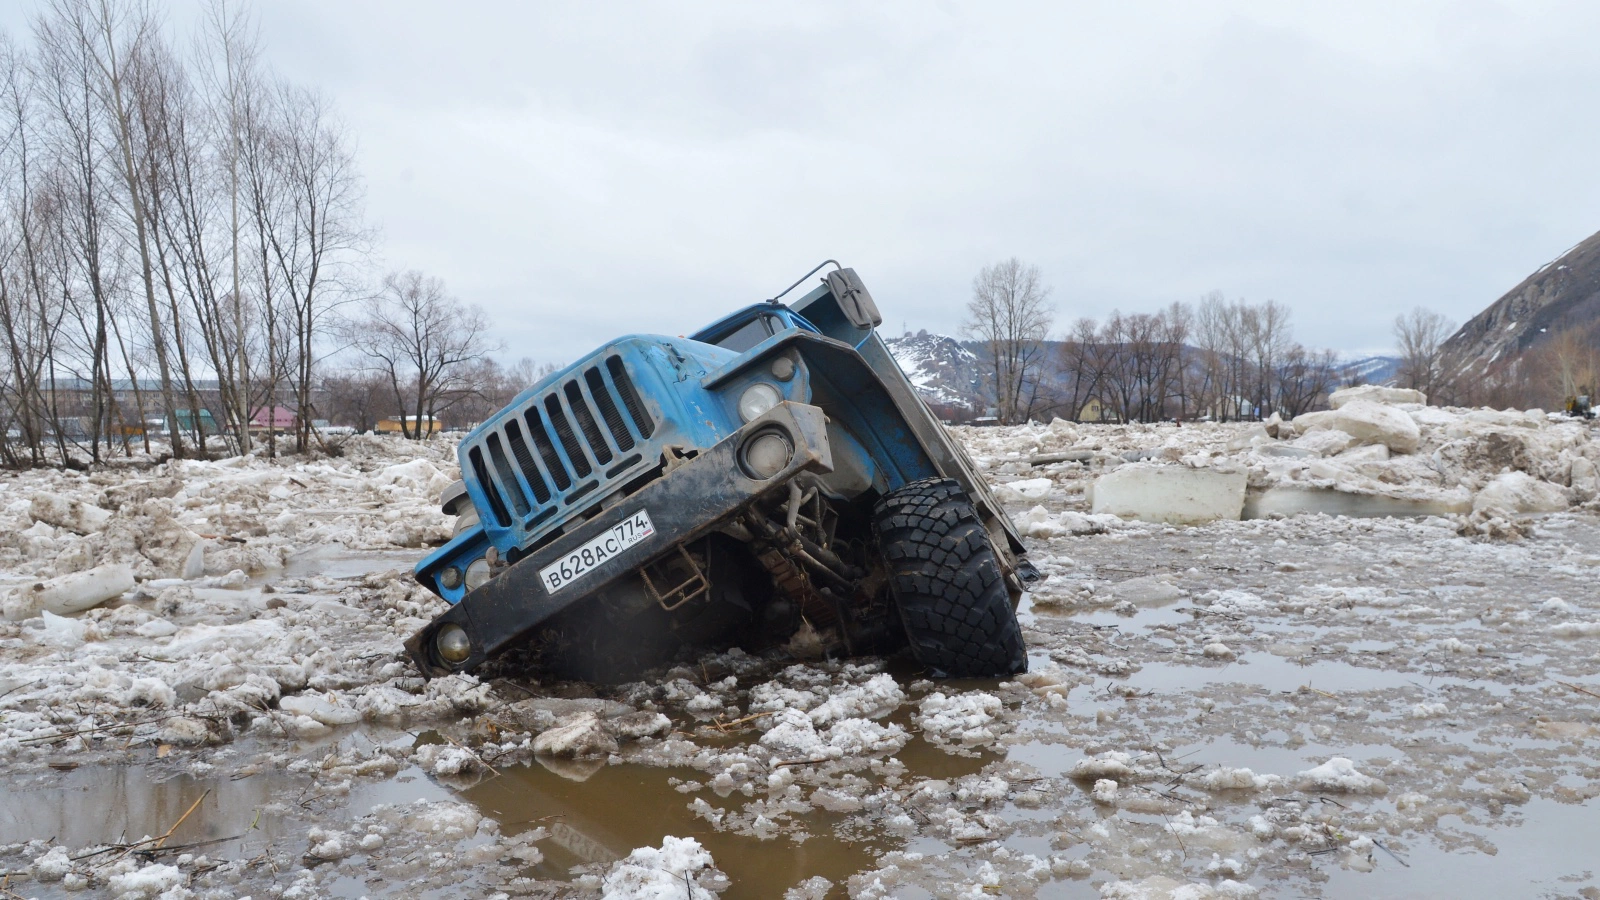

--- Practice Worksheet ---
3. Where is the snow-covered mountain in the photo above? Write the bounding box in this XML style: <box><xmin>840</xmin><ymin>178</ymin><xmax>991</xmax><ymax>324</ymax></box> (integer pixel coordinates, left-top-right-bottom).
<box><xmin>1443</xmin><ymin>227</ymin><xmax>1600</xmax><ymax>373</ymax></box>
<box><xmin>884</xmin><ymin>331</ymin><xmax>984</xmax><ymax>407</ymax></box>
<box><xmin>1339</xmin><ymin>355</ymin><xmax>1401</xmax><ymax>386</ymax></box>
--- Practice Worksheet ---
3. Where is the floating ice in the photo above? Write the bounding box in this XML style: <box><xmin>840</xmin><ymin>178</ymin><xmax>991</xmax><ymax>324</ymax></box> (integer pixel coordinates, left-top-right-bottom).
<box><xmin>1090</xmin><ymin>464</ymin><xmax>1246</xmax><ymax>525</ymax></box>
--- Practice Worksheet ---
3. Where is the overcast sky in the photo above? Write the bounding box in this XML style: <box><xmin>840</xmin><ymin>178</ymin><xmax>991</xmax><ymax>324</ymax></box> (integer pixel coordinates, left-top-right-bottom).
<box><xmin>7</xmin><ymin>1</ymin><xmax>1600</xmax><ymax>364</ymax></box>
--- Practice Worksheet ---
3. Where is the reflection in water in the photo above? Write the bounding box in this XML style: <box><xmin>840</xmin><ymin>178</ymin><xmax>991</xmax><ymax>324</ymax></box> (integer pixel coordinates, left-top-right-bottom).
<box><xmin>458</xmin><ymin>761</ymin><xmax>896</xmax><ymax>898</ymax></box>
<box><xmin>0</xmin><ymin>762</ymin><xmax>300</xmax><ymax>853</ymax></box>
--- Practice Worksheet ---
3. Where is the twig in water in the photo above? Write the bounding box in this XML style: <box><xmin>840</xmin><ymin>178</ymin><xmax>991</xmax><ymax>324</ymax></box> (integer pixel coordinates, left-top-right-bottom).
<box><xmin>1558</xmin><ymin>681</ymin><xmax>1600</xmax><ymax>700</ymax></box>
<box><xmin>440</xmin><ymin>733</ymin><xmax>501</xmax><ymax>778</ymax></box>
<box><xmin>154</xmin><ymin>790</ymin><xmax>210</xmax><ymax>849</ymax></box>
<box><xmin>1161</xmin><ymin>812</ymin><xmax>1187</xmax><ymax>858</ymax></box>
<box><xmin>0</xmin><ymin>679</ymin><xmax>39</xmax><ymax>701</ymax></box>
<box><xmin>1371</xmin><ymin>839</ymin><xmax>1410</xmax><ymax>868</ymax></box>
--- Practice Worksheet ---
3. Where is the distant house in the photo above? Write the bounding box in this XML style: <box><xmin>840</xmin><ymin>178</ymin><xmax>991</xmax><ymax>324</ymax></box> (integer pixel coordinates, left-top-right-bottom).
<box><xmin>250</xmin><ymin>406</ymin><xmax>298</xmax><ymax>433</ymax></box>
<box><xmin>376</xmin><ymin>415</ymin><xmax>441</xmax><ymax>435</ymax></box>
<box><xmin>1077</xmin><ymin>397</ymin><xmax>1118</xmax><ymax>423</ymax></box>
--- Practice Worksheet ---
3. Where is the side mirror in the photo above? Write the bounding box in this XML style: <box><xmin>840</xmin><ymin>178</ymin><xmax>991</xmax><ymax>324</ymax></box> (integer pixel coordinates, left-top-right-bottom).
<box><xmin>825</xmin><ymin>268</ymin><xmax>882</xmax><ymax>329</ymax></box>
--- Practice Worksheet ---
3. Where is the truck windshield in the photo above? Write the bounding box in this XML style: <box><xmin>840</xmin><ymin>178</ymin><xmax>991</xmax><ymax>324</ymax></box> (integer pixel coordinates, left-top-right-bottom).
<box><xmin>714</xmin><ymin>314</ymin><xmax>779</xmax><ymax>352</ymax></box>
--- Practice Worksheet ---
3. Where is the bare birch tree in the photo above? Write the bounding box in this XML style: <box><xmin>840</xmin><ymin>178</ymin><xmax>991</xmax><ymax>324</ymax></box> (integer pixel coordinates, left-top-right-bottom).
<box><xmin>347</xmin><ymin>271</ymin><xmax>499</xmax><ymax>439</ymax></box>
<box><xmin>964</xmin><ymin>257</ymin><xmax>1053</xmax><ymax>424</ymax></box>
<box><xmin>1393</xmin><ymin>306</ymin><xmax>1456</xmax><ymax>401</ymax></box>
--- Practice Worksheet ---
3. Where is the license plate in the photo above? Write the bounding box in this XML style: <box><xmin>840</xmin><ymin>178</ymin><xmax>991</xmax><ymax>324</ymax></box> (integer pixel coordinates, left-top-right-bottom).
<box><xmin>540</xmin><ymin>510</ymin><xmax>655</xmax><ymax>594</ymax></box>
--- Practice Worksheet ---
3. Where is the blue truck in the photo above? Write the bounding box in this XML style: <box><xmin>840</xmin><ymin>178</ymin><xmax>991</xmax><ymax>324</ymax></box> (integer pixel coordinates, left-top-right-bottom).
<box><xmin>405</xmin><ymin>264</ymin><xmax>1036</xmax><ymax>681</ymax></box>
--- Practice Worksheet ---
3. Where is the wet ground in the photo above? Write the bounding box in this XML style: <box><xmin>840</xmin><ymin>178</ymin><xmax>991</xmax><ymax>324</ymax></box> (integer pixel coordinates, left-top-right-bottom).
<box><xmin>3</xmin><ymin>510</ymin><xmax>1599</xmax><ymax>898</ymax></box>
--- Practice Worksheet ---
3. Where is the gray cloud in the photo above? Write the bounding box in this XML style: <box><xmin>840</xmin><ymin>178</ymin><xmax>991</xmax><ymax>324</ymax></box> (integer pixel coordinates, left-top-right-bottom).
<box><xmin>6</xmin><ymin>1</ymin><xmax>1597</xmax><ymax>363</ymax></box>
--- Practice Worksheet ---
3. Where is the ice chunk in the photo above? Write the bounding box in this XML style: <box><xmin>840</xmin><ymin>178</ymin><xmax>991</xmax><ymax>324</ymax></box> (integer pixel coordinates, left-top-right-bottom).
<box><xmin>1090</xmin><ymin>464</ymin><xmax>1246</xmax><ymax>525</ymax></box>
<box><xmin>3</xmin><ymin>562</ymin><xmax>135</xmax><ymax>620</ymax></box>
<box><xmin>996</xmin><ymin>477</ymin><xmax>1053</xmax><ymax>502</ymax></box>
<box><xmin>29</xmin><ymin>493</ymin><xmax>111</xmax><ymax>534</ymax></box>
<box><xmin>601</xmin><ymin>836</ymin><xmax>727</xmax><ymax>899</ymax></box>
<box><xmin>533</xmin><ymin>711</ymin><xmax>619</xmax><ymax>757</ymax></box>
<box><xmin>280</xmin><ymin>693</ymin><xmax>362</xmax><ymax>726</ymax></box>
<box><xmin>1100</xmin><ymin>875</ymin><xmax>1258</xmax><ymax>898</ymax></box>
<box><xmin>1197</xmin><ymin>767</ymin><xmax>1280</xmax><ymax>792</ymax></box>
<box><xmin>1108</xmin><ymin>575</ymin><xmax>1185</xmax><ymax>607</ymax></box>
<box><xmin>107</xmin><ymin>863</ymin><xmax>183</xmax><ymax>898</ymax></box>
<box><xmin>1336</xmin><ymin>443</ymin><xmax>1390</xmax><ymax>462</ymax></box>
<box><xmin>1293</xmin><ymin>757</ymin><xmax>1387</xmax><ymax>794</ymax></box>
<box><xmin>1288</xmin><ymin>428</ymin><xmax>1357</xmax><ymax>457</ymax></box>
<box><xmin>1328</xmin><ymin>385</ymin><xmax>1427</xmax><ymax>408</ymax></box>
<box><xmin>38</xmin><ymin>610</ymin><xmax>88</xmax><ymax>646</ymax></box>
<box><xmin>1473</xmin><ymin>471</ymin><xmax>1567</xmax><ymax>514</ymax></box>
<box><xmin>30</xmin><ymin>846</ymin><xmax>72</xmax><ymax>882</ymax></box>
<box><xmin>1326</xmin><ymin>401</ymin><xmax>1421</xmax><ymax>454</ymax></box>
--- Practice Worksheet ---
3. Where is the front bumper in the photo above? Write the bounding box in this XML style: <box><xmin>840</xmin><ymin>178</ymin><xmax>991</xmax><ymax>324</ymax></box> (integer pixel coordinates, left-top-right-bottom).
<box><xmin>405</xmin><ymin>401</ymin><xmax>834</xmax><ymax>677</ymax></box>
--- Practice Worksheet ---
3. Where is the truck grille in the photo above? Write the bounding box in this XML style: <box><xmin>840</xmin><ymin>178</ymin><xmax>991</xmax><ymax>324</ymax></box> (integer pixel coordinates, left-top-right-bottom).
<box><xmin>467</xmin><ymin>356</ymin><xmax>657</xmax><ymax>528</ymax></box>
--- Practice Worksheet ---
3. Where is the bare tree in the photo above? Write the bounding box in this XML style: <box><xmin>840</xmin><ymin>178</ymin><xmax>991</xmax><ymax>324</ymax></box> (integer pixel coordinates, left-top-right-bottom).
<box><xmin>1393</xmin><ymin>306</ymin><xmax>1456</xmax><ymax>400</ymax></box>
<box><xmin>963</xmin><ymin>257</ymin><xmax>1053</xmax><ymax>424</ymax></box>
<box><xmin>347</xmin><ymin>270</ymin><xmax>500</xmax><ymax>439</ymax></box>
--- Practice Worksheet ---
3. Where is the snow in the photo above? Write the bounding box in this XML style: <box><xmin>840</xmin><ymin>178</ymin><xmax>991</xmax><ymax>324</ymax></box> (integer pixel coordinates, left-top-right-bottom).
<box><xmin>106</xmin><ymin>862</ymin><xmax>183</xmax><ymax>897</ymax></box>
<box><xmin>1294</xmin><ymin>757</ymin><xmax>1388</xmax><ymax>794</ymax></box>
<box><xmin>0</xmin><ymin>391</ymin><xmax>1598</xmax><ymax>896</ymax></box>
<box><xmin>601</xmin><ymin>836</ymin><xmax>727</xmax><ymax>899</ymax></box>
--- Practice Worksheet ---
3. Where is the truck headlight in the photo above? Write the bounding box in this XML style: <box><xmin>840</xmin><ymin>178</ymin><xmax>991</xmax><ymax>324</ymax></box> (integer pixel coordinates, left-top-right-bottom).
<box><xmin>464</xmin><ymin>558</ymin><xmax>491</xmax><ymax>590</ymax></box>
<box><xmin>436</xmin><ymin>624</ymin><xmax>471</xmax><ymax>664</ymax></box>
<box><xmin>738</xmin><ymin>382</ymin><xmax>783</xmax><ymax>423</ymax></box>
<box><xmin>438</xmin><ymin>566</ymin><xmax>463</xmax><ymax>590</ymax></box>
<box><xmin>741</xmin><ymin>429</ymin><xmax>793</xmax><ymax>480</ymax></box>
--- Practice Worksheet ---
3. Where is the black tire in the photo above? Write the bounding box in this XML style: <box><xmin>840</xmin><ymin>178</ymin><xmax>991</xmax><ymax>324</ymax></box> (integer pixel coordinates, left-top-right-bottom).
<box><xmin>873</xmin><ymin>478</ymin><xmax>1027</xmax><ymax>678</ymax></box>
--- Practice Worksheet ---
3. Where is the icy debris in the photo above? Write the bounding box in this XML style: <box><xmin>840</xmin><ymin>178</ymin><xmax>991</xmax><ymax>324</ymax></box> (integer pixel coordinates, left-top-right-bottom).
<box><xmin>106</xmin><ymin>862</ymin><xmax>183</xmax><ymax>897</ymax></box>
<box><xmin>1550</xmin><ymin>621</ymin><xmax>1600</xmax><ymax>637</ymax></box>
<box><xmin>1202</xmin><ymin>642</ymin><xmax>1236</xmax><ymax>659</ymax></box>
<box><xmin>806</xmin><ymin>672</ymin><xmax>903</xmax><ymax>725</ymax></box>
<box><xmin>1294</xmin><ymin>757</ymin><xmax>1387</xmax><ymax>794</ymax></box>
<box><xmin>37</xmin><ymin>610</ymin><xmax>89</xmax><ymax>646</ymax></box>
<box><xmin>1472</xmin><ymin>471</ymin><xmax>1567</xmax><ymax>514</ymax></box>
<box><xmin>1091</xmin><ymin>778</ymin><xmax>1119</xmax><ymax>804</ymax></box>
<box><xmin>1197</xmin><ymin>767</ymin><xmax>1281</xmax><ymax>792</ymax></box>
<box><xmin>533</xmin><ymin>711</ymin><xmax>619</xmax><ymax>758</ymax></box>
<box><xmin>601</xmin><ymin>836</ymin><xmax>728</xmax><ymax>899</ymax></box>
<box><xmin>995</xmin><ymin>477</ymin><xmax>1053</xmax><ymax>502</ymax></box>
<box><xmin>1100</xmin><ymin>874</ymin><xmax>1258</xmax><ymax>899</ymax></box>
<box><xmin>414</xmin><ymin>742</ymin><xmax>479</xmax><ymax>775</ymax></box>
<box><xmin>1108</xmin><ymin>575</ymin><xmax>1186</xmax><ymax>607</ymax></box>
<box><xmin>1067</xmin><ymin>751</ymin><xmax>1148</xmax><ymax>782</ymax></box>
<box><xmin>783</xmin><ymin>876</ymin><xmax>834</xmax><ymax>899</ymax></box>
<box><xmin>1090</xmin><ymin>464</ymin><xmax>1247</xmax><ymax>525</ymax></box>
<box><xmin>375</xmin><ymin>800</ymin><xmax>486</xmax><ymax>840</ymax></box>
<box><xmin>30</xmin><ymin>845</ymin><xmax>72</xmax><ymax>882</ymax></box>
<box><xmin>307</xmin><ymin>826</ymin><xmax>350</xmax><ymax>860</ymax></box>
<box><xmin>758</xmin><ymin>707</ymin><xmax>907</xmax><ymax>761</ymax></box>
<box><xmin>1329</xmin><ymin>385</ymin><xmax>1426</xmax><ymax>408</ymax></box>
<box><xmin>3</xmin><ymin>562</ymin><xmax>135</xmax><ymax>620</ymax></box>
<box><xmin>1321</xmin><ymin>401</ymin><xmax>1421</xmax><ymax>454</ymax></box>
<box><xmin>29</xmin><ymin>493</ymin><xmax>112</xmax><ymax>534</ymax></box>
<box><xmin>915</xmin><ymin>691</ymin><xmax>1004</xmax><ymax>746</ymax></box>
<box><xmin>1288</xmin><ymin>428</ymin><xmax>1357</xmax><ymax>456</ymax></box>
<box><xmin>1408</xmin><ymin>702</ymin><xmax>1448</xmax><ymax>719</ymax></box>
<box><xmin>279</xmin><ymin>692</ymin><xmax>362</xmax><ymax>726</ymax></box>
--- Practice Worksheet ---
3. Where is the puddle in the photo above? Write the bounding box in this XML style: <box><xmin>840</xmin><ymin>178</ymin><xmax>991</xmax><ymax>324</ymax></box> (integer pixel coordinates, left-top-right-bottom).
<box><xmin>456</xmin><ymin>762</ymin><xmax>892</xmax><ymax>898</ymax></box>
<box><xmin>0</xmin><ymin>761</ymin><xmax>302</xmax><ymax>852</ymax></box>
<box><xmin>1318</xmin><ymin>796</ymin><xmax>1599</xmax><ymax>898</ymax></box>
